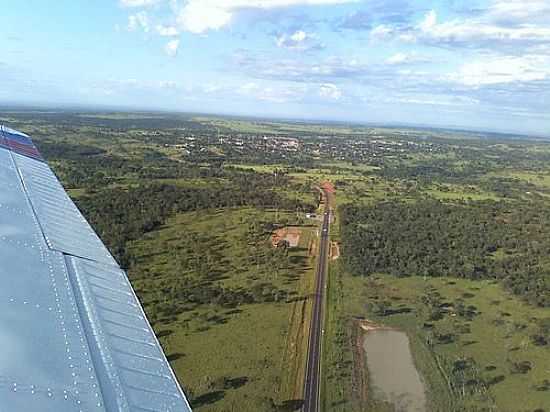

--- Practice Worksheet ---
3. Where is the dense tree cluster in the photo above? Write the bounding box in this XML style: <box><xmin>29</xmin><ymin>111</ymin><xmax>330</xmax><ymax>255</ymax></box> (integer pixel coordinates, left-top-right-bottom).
<box><xmin>38</xmin><ymin>140</ymin><xmax>107</xmax><ymax>159</ymax></box>
<box><xmin>341</xmin><ymin>200</ymin><xmax>550</xmax><ymax>306</ymax></box>
<box><xmin>376</xmin><ymin>161</ymin><xmax>490</xmax><ymax>182</ymax></box>
<box><xmin>77</xmin><ymin>182</ymin><xmax>313</xmax><ymax>267</ymax></box>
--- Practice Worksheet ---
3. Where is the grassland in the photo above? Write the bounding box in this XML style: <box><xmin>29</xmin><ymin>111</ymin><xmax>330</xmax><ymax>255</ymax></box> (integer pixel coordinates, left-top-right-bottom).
<box><xmin>319</xmin><ymin>154</ymin><xmax>550</xmax><ymax>411</ymax></box>
<box><xmin>374</xmin><ymin>274</ymin><xmax>550</xmax><ymax>412</ymax></box>
<box><xmin>194</xmin><ymin>117</ymin><xmax>370</xmax><ymax>136</ymax></box>
<box><xmin>4</xmin><ymin>111</ymin><xmax>550</xmax><ymax>412</ymax></box>
<box><xmin>77</xmin><ymin>113</ymin><xmax>167</xmax><ymax>120</ymax></box>
<box><xmin>323</xmin><ymin>263</ymin><xmax>550</xmax><ymax>412</ymax></box>
<box><xmin>423</xmin><ymin>183</ymin><xmax>500</xmax><ymax>201</ymax></box>
<box><xmin>128</xmin><ymin>208</ymin><xmax>320</xmax><ymax>410</ymax></box>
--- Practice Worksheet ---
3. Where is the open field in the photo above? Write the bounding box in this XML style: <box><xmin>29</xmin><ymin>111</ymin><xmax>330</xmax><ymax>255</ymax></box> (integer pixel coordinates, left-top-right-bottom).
<box><xmin>2</xmin><ymin>110</ymin><xmax>550</xmax><ymax>412</ymax></box>
<box><xmin>193</xmin><ymin>117</ymin><xmax>370</xmax><ymax>136</ymax></box>
<box><xmin>128</xmin><ymin>208</ymin><xmax>319</xmax><ymax>410</ymax></box>
<box><xmin>365</xmin><ymin>273</ymin><xmax>550</xmax><ymax>411</ymax></box>
<box><xmin>324</xmin><ymin>264</ymin><xmax>550</xmax><ymax>412</ymax></box>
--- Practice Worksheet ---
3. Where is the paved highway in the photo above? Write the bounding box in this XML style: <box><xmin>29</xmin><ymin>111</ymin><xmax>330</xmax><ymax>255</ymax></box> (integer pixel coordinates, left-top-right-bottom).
<box><xmin>303</xmin><ymin>193</ymin><xmax>331</xmax><ymax>412</ymax></box>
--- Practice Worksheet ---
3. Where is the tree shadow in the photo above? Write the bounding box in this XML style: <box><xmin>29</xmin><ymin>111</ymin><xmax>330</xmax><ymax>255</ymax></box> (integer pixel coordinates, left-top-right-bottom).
<box><xmin>225</xmin><ymin>376</ymin><xmax>248</xmax><ymax>389</ymax></box>
<box><xmin>487</xmin><ymin>375</ymin><xmax>505</xmax><ymax>386</ymax></box>
<box><xmin>277</xmin><ymin>399</ymin><xmax>304</xmax><ymax>411</ymax></box>
<box><xmin>156</xmin><ymin>329</ymin><xmax>173</xmax><ymax>338</ymax></box>
<box><xmin>385</xmin><ymin>307</ymin><xmax>413</xmax><ymax>315</ymax></box>
<box><xmin>225</xmin><ymin>308</ymin><xmax>242</xmax><ymax>315</ymax></box>
<box><xmin>191</xmin><ymin>390</ymin><xmax>225</xmax><ymax>408</ymax></box>
<box><xmin>166</xmin><ymin>353</ymin><xmax>185</xmax><ymax>362</ymax></box>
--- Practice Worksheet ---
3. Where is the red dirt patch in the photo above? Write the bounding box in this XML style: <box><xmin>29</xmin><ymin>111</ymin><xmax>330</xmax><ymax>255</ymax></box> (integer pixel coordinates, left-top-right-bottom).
<box><xmin>272</xmin><ymin>227</ymin><xmax>301</xmax><ymax>248</ymax></box>
<box><xmin>320</xmin><ymin>181</ymin><xmax>336</xmax><ymax>194</ymax></box>
<box><xmin>319</xmin><ymin>181</ymin><xmax>336</xmax><ymax>209</ymax></box>
<box><xmin>330</xmin><ymin>242</ymin><xmax>340</xmax><ymax>260</ymax></box>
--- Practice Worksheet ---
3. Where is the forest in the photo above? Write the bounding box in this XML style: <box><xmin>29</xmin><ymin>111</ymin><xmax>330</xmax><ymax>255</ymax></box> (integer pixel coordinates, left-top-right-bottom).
<box><xmin>77</xmin><ymin>180</ymin><xmax>313</xmax><ymax>268</ymax></box>
<box><xmin>341</xmin><ymin>200</ymin><xmax>550</xmax><ymax>307</ymax></box>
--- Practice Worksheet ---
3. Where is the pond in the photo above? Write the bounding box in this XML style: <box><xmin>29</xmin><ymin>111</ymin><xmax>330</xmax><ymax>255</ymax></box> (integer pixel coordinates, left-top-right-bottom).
<box><xmin>363</xmin><ymin>329</ymin><xmax>427</xmax><ymax>412</ymax></box>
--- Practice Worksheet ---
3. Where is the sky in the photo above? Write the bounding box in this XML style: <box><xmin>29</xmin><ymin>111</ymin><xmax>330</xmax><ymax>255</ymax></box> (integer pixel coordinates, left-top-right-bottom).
<box><xmin>1</xmin><ymin>0</ymin><xmax>549</xmax><ymax>135</ymax></box>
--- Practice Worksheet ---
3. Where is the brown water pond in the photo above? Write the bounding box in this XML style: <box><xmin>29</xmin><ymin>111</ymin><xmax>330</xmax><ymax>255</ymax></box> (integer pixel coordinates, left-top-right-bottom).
<box><xmin>363</xmin><ymin>329</ymin><xmax>427</xmax><ymax>412</ymax></box>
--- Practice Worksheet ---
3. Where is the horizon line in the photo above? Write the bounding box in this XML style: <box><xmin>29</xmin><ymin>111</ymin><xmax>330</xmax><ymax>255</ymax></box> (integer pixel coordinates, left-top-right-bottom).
<box><xmin>1</xmin><ymin>101</ymin><xmax>547</xmax><ymax>140</ymax></box>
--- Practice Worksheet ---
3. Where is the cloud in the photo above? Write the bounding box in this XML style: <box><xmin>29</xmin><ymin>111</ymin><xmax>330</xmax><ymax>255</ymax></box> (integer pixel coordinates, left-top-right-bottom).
<box><xmin>159</xmin><ymin>80</ymin><xmax>179</xmax><ymax>89</ymax></box>
<box><xmin>488</xmin><ymin>0</ymin><xmax>550</xmax><ymax>25</ymax></box>
<box><xmin>369</xmin><ymin>24</ymin><xmax>394</xmax><ymax>40</ymax></box>
<box><xmin>374</xmin><ymin>4</ymin><xmax>550</xmax><ymax>51</ymax></box>
<box><xmin>119</xmin><ymin>0</ymin><xmax>159</xmax><ymax>8</ymax></box>
<box><xmin>276</xmin><ymin>30</ymin><xmax>324</xmax><ymax>51</ymax></box>
<box><xmin>384</xmin><ymin>52</ymin><xmax>427</xmax><ymax>65</ymax></box>
<box><xmin>394</xmin><ymin>94</ymin><xmax>480</xmax><ymax>107</ymax></box>
<box><xmin>419</xmin><ymin>9</ymin><xmax>437</xmax><ymax>32</ymax></box>
<box><xmin>339</xmin><ymin>0</ymin><xmax>415</xmax><ymax>30</ymax></box>
<box><xmin>90</xmin><ymin>78</ymin><xmax>186</xmax><ymax>94</ymax></box>
<box><xmin>234</xmin><ymin>52</ymin><xmax>369</xmax><ymax>82</ymax></box>
<box><xmin>239</xmin><ymin>81</ymin><xmax>307</xmax><ymax>103</ymax></box>
<box><xmin>232</xmin><ymin>50</ymin><xmax>437</xmax><ymax>85</ymax></box>
<box><xmin>450</xmin><ymin>54</ymin><xmax>550</xmax><ymax>86</ymax></box>
<box><xmin>174</xmin><ymin>0</ymin><xmax>358</xmax><ymax>34</ymax></box>
<box><xmin>319</xmin><ymin>83</ymin><xmax>342</xmax><ymax>99</ymax></box>
<box><xmin>156</xmin><ymin>24</ymin><xmax>180</xmax><ymax>36</ymax></box>
<box><xmin>417</xmin><ymin>9</ymin><xmax>550</xmax><ymax>46</ymax></box>
<box><xmin>103</xmin><ymin>0</ymin><xmax>550</xmax><ymax>134</ymax></box>
<box><xmin>164</xmin><ymin>39</ymin><xmax>180</xmax><ymax>56</ymax></box>
<box><xmin>127</xmin><ymin>11</ymin><xmax>150</xmax><ymax>32</ymax></box>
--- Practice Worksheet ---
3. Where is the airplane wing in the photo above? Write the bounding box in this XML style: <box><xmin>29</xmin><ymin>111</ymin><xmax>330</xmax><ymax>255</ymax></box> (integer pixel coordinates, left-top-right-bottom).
<box><xmin>0</xmin><ymin>125</ymin><xmax>192</xmax><ymax>412</ymax></box>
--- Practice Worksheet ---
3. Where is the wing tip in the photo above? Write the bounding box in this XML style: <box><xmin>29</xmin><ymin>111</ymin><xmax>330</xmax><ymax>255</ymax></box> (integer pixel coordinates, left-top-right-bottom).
<box><xmin>0</xmin><ymin>124</ymin><xmax>44</xmax><ymax>161</ymax></box>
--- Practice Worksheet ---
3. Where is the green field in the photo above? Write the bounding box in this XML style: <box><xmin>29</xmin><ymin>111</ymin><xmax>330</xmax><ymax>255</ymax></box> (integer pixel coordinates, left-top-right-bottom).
<box><xmin>3</xmin><ymin>110</ymin><xmax>550</xmax><ymax>412</ymax></box>
<box><xmin>324</xmin><ymin>264</ymin><xmax>550</xmax><ymax>412</ymax></box>
<box><xmin>128</xmin><ymin>208</ymin><xmax>319</xmax><ymax>410</ymax></box>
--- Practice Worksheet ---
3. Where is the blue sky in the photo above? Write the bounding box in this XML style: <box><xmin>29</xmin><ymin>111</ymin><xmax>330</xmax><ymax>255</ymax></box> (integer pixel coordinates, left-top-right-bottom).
<box><xmin>1</xmin><ymin>0</ymin><xmax>549</xmax><ymax>135</ymax></box>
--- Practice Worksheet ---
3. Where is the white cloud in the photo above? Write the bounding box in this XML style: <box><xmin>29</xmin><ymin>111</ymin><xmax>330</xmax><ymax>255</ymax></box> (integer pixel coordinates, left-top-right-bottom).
<box><xmin>290</xmin><ymin>30</ymin><xmax>306</xmax><ymax>42</ymax></box>
<box><xmin>240</xmin><ymin>82</ymin><xmax>260</xmax><ymax>93</ymax></box>
<box><xmin>385</xmin><ymin>53</ymin><xmax>407</xmax><ymax>65</ymax></box>
<box><xmin>370</xmin><ymin>24</ymin><xmax>393</xmax><ymax>40</ymax></box>
<box><xmin>276</xmin><ymin>30</ymin><xmax>323</xmax><ymax>51</ymax></box>
<box><xmin>398</xmin><ymin>33</ymin><xmax>417</xmax><ymax>43</ymax></box>
<box><xmin>239</xmin><ymin>81</ymin><xmax>307</xmax><ymax>103</ymax></box>
<box><xmin>374</xmin><ymin>4</ymin><xmax>550</xmax><ymax>51</ymax></box>
<box><xmin>174</xmin><ymin>0</ymin><xmax>358</xmax><ymax>34</ymax></box>
<box><xmin>418</xmin><ymin>10</ymin><xmax>550</xmax><ymax>44</ymax></box>
<box><xmin>488</xmin><ymin>0</ymin><xmax>550</xmax><ymax>23</ymax></box>
<box><xmin>233</xmin><ymin>51</ymin><xmax>369</xmax><ymax>82</ymax></box>
<box><xmin>127</xmin><ymin>11</ymin><xmax>150</xmax><ymax>32</ymax></box>
<box><xmin>159</xmin><ymin>80</ymin><xmax>178</xmax><ymax>89</ymax></box>
<box><xmin>156</xmin><ymin>24</ymin><xmax>180</xmax><ymax>36</ymax></box>
<box><xmin>419</xmin><ymin>10</ymin><xmax>437</xmax><ymax>32</ymax></box>
<box><xmin>396</xmin><ymin>95</ymin><xmax>479</xmax><ymax>107</ymax></box>
<box><xmin>176</xmin><ymin>2</ymin><xmax>232</xmax><ymax>34</ymax></box>
<box><xmin>90</xmin><ymin>78</ymin><xmax>187</xmax><ymax>95</ymax></box>
<box><xmin>164</xmin><ymin>39</ymin><xmax>180</xmax><ymax>56</ymax></box>
<box><xmin>120</xmin><ymin>0</ymin><xmax>159</xmax><ymax>8</ymax></box>
<box><xmin>319</xmin><ymin>83</ymin><xmax>342</xmax><ymax>100</ymax></box>
<box><xmin>385</xmin><ymin>52</ymin><xmax>428</xmax><ymax>65</ymax></box>
<box><xmin>204</xmin><ymin>84</ymin><xmax>223</xmax><ymax>93</ymax></box>
<box><xmin>450</xmin><ymin>55</ymin><xmax>550</xmax><ymax>86</ymax></box>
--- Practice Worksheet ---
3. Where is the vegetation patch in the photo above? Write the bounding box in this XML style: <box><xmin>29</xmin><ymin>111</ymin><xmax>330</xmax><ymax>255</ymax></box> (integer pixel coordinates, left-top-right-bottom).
<box><xmin>341</xmin><ymin>200</ymin><xmax>550</xmax><ymax>307</ymax></box>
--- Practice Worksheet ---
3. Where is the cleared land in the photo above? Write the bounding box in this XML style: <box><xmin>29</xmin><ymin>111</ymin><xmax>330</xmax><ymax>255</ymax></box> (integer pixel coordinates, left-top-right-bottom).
<box><xmin>128</xmin><ymin>208</ymin><xmax>319</xmax><ymax>410</ymax></box>
<box><xmin>272</xmin><ymin>227</ymin><xmax>302</xmax><ymax>248</ymax></box>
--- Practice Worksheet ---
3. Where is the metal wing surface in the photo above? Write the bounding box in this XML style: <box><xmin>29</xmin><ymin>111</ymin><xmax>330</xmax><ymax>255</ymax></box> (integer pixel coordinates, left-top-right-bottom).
<box><xmin>0</xmin><ymin>125</ymin><xmax>192</xmax><ymax>412</ymax></box>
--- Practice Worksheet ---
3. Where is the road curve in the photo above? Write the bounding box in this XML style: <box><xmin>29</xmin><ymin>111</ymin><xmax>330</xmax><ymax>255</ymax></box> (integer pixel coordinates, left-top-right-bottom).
<box><xmin>303</xmin><ymin>192</ymin><xmax>331</xmax><ymax>412</ymax></box>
